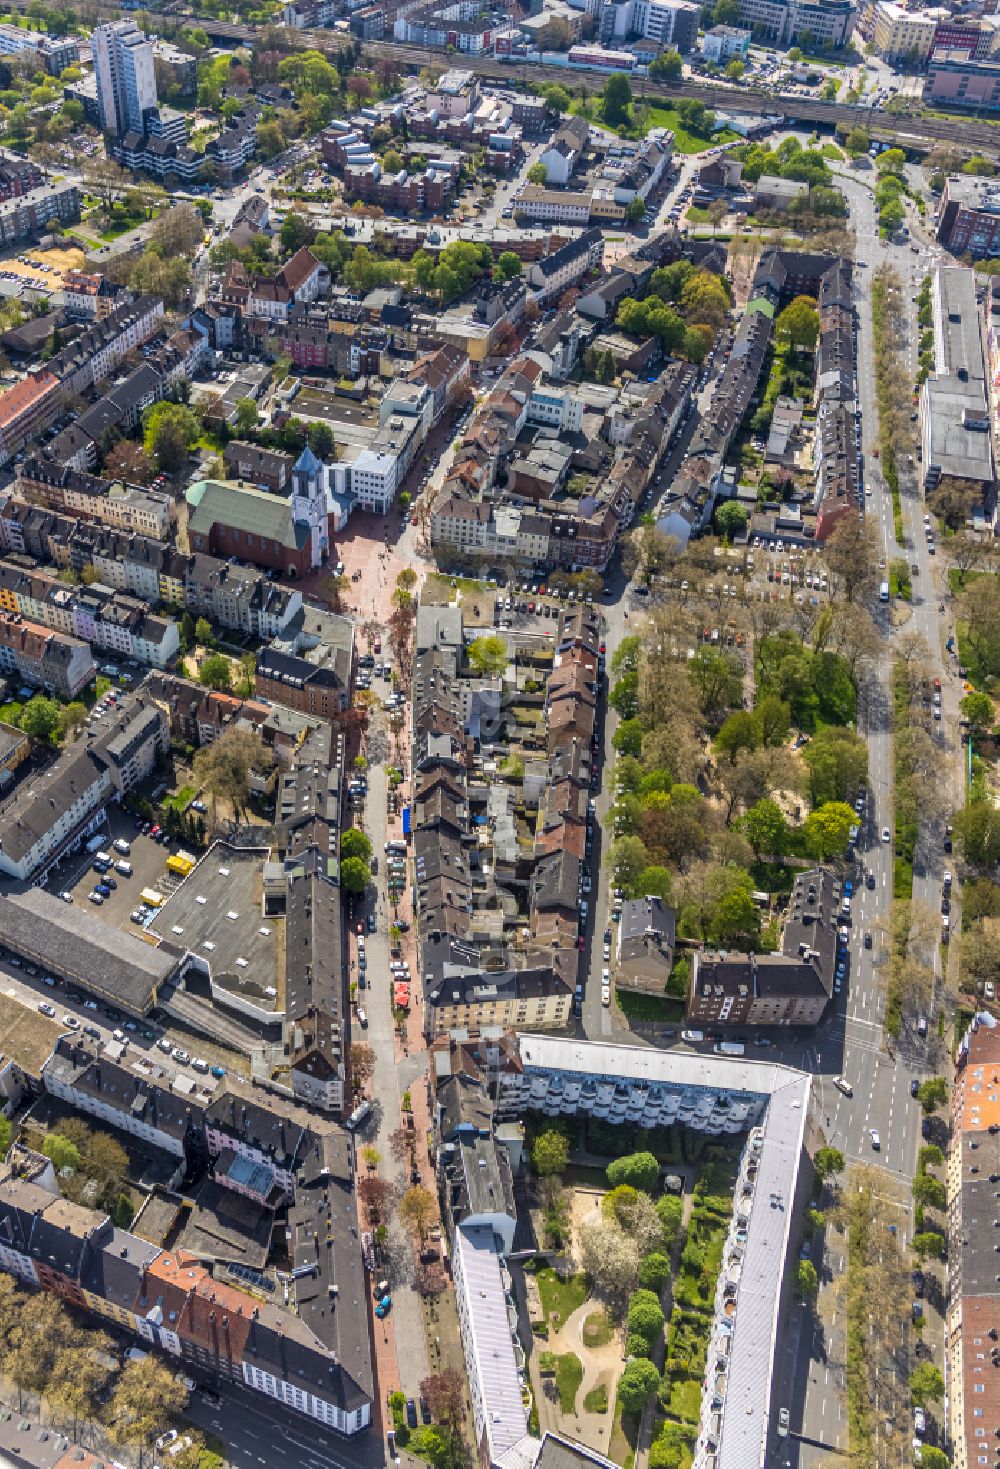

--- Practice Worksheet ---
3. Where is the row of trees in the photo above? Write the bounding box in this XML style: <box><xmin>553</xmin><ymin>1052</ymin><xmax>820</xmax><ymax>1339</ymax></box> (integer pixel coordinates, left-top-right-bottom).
<box><xmin>0</xmin><ymin>1275</ymin><xmax>201</xmax><ymax>1463</ymax></box>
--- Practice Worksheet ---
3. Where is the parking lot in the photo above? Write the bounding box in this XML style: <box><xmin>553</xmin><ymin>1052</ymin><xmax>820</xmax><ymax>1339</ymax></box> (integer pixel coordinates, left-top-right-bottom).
<box><xmin>47</xmin><ymin>806</ymin><xmax>189</xmax><ymax>937</ymax></box>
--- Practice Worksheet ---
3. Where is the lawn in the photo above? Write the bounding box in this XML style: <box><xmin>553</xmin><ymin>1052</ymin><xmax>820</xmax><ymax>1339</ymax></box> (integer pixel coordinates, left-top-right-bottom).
<box><xmin>422</xmin><ymin>572</ymin><xmax>486</xmax><ymax>607</ymax></box>
<box><xmin>610</xmin><ymin>1400</ymin><xmax>640</xmax><ymax>1469</ymax></box>
<box><xmin>555</xmin><ymin>1353</ymin><xmax>583</xmax><ymax>1415</ymax></box>
<box><xmin>536</xmin><ymin>1268</ymin><xmax>589</xmax><ymax>1327</ymax></box>
<box><xmin>821</xmin><ymin>142</ymin><xmax>844</xmax><ymax>160</ymax></box>
<box><xmin>641</xmin><ymin>105</ymin><xmax>739</xmax><ymax>153</ymax></box>
<box><xmin>583</xmin><ymin>1382</ymin><xmax>608</xmax><ymax>1414</ymax></box>
<box><xmin>668</xmin><ymin>1377</ymin><xmax>703</xmax><ymax>1423</ymax></box>
<box><xmin>0</xmin><ymin>1002</ymin><xmax>62</xmax><ymax>1074</ymax></box>
<box><xmin>163</xmin><ymin>784</ymin><xmax>195</xmax><ymax>813</ymax></box>
<box><xmin>195</xmin><ymin>429</ymin><xmax>227</xmax><ymax>456</ymax></box>
<box><xmin>615</xmin><ymin>990</ymin><xmax>684</xmax><ymax>1023</ymax></box>
<box><xmin>685</xmin><ymin>205</ymin><xmax>710</xmax><ymax>222</ymax></box>
<box><xmin>582</xmin><ymin>1310</ymin><xmax>613</xmax><ymax>1348</ymax></box>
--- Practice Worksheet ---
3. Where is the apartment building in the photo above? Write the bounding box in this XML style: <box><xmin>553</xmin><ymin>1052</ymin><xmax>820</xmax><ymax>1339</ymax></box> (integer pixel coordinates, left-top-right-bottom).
<box><xmin>0</xmin><ymin>1065</ymin><xmax>373</xmax><ymax>1436</ymax></box>
<box><xmin>93</xmin><ymin>22</ymin><xmax>157</xmax><ymax>136</ymax></box>
<box><xmin>936</xmin><ymin>175</ymin><xmax>1000</xmax><ymax>256</ymax></box>
<box><xmin>0</xmin><ymin>371</ymin><xmax>60</xmax><ymax>466</ymax></box>
<box><xmin>0</xmin><ymin>612</ymin><xmax>95</xmax><ymax>698</ymax></box>
<box><xmin>525</xmin><ymin>227</ymin><xmax>605</xmax><ymax>302</ymax></box>
<box><xmin>702</xmin><ymin>23</ymin><xmax>752</xmax><ymax>60</ymax></box>
<box><xmin>948</xmin><ymin>1018</ymin><xmax>1000</xmax><ymax>1469</ymax></box>
<box><xmin>0</xmin><ymin>561</ymin><xmax>179</xmax><ymax>668</ymax></box>
<box><xmin>0</xmin><ymin>690</ymin><xmax>168</xmax><ymax>881</ymax></box>
<box><xmin>0</xmin><ymin>24</ymin><xmax>78</xmax><ymax>74</ymax></box>
<box><xmin>223</xmin><ymin>441</ymin><xmax>295</xmax><ymax>494</ymax></box>
<box><xmin>0</xmin><ymin>181</ymin><xmax>79</xmax><ymax>249</ymax></box>
<box><xmin>488</xmin><ymin>1032</ymin><xmax>811</xmax><ymax>1469</ymax></box>
<box><xmin>254</xmin><ymin>605</ymin><xmax>353</xmax><ymax>721</ymax></box>
<box><xmin>599</xmin><ymin>0</ymin><xmax>700</xmax><ymax>48</ymax></box>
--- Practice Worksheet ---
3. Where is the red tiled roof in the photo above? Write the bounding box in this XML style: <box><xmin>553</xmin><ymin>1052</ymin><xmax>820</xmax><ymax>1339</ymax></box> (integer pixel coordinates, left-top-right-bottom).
<box><xmin>0</xmin><ymin>370</ymin><xmax>57</xmax><ymax>431</ymax></box>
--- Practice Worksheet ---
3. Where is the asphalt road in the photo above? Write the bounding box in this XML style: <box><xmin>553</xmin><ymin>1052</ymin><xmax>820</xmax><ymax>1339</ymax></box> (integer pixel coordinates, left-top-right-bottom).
<box><xmin>772</xmin><ymin>173</ymin><xmax>961</xmax><ymax>1468</ymax></box>
<box><xmin>184</xmin><ymin>1379</ymin><xmax>383</xmax><ymax>1469</ymax></box>
<box><xmin>565</xmin><ymin>157</ymin><xmax>961</xmax><ymax>1466</ymax></box>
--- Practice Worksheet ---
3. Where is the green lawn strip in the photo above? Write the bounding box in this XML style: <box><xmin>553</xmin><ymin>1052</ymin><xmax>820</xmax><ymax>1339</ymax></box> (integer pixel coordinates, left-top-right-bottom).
<box><xmin>615</xmin><ymin>990</ymin><xmax>684</xmax><ymax>1022</ymax></box>
<box><xmin>536</xmin><ymin>1268</ymin><xmax>589</xmax><ymax>1327</ymax></box>
<box><xmin>667</xmin><ymin>1377</ymin><xmax>702</xmax><ymax>1422</ymax></box>
<box><xmin>583</xmin><ymin>1383</ymin><xmax>608</xmax><ymax>1414</ymax></box>
<box><xmin>610</xmin><ymin>1400</ymin><xmax>640</xmax><ymax>1469</ymax></box>
<box><xmin>642</xmin><ymin>105</ymin><xmax>739</xmax><ymax>151</ymax></box>
<box><xmin>555</xmin><ymin>1353</ymin><xmax>583</xmax><ymax>1414</ymax></box>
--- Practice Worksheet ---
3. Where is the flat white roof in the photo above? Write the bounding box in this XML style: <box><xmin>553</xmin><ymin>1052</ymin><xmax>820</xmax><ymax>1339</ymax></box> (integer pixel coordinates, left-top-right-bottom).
<box><xmin>516</xmin><ymin>1034</ymin><xmax>804</xmax><ymax>1099</ymax></box>
<box><xmin>454</xmin><ymin>1224</ymin><xmax>528</xmax><ymax>1460</ymax></box>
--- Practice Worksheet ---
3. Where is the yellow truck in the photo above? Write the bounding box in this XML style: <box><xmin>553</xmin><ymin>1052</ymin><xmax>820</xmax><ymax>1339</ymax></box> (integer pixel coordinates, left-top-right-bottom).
<box><xmin>140</xmin><ymin>888</ymin><xmax>165</xmax><ymax>908</ymax></box>
<box><xmin>166</xmin><ymin>851</ymin><xmax>197</xmax><ymax>878</ymax></box>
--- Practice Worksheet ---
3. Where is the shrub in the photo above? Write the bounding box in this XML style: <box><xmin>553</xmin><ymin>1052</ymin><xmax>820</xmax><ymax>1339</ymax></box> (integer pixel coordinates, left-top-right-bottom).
<box><xmin>617</xmin><ymin>1357</ymin><xmax>660</xmax><ymax>1413</ymax></box>
<box><xmin>638</xmin><ymin>1251</ymin><xmax>671</xmax><ymax>1291</ymax></box>
<box><xmin>607</xmin><ymin>1151</ymin><xmax>660</xmax><ymax>1194</ymax></box>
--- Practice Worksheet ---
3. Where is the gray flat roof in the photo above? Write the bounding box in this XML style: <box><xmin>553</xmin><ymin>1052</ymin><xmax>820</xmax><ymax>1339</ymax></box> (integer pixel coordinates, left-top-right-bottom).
<box><xmin>924</xmin><ymin>377</ymin><xmax>994</xmax><ymax>483</ymax></box>
<box><xmin>0</xmin><ymin>887</ymin><xmax>177</xmax><ymax>1013</ymax></box>
<box><xmin>935</xmin><ymin>267</ymin><xmax>985</xmax><ymax>382</ymax></box>
<box><xmin>149</xmin><ymin>842</ymin><xmax>278</xmax><ymax>1008</ymax></box>
<box><xmin>717</xmin><ymin>1068</ymin><xmax>810</xmax><ymax>1469</ymax></box>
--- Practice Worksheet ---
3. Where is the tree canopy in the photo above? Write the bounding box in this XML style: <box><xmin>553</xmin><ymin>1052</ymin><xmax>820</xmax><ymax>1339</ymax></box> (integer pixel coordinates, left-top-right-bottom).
<box><xmin>606</xmin><ymin>1151</ymin><xmax>660</xmax><ymax>1194</ymax></box>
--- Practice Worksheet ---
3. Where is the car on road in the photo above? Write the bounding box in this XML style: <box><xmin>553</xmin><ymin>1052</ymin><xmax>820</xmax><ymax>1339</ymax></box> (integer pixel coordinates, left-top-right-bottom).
<box><xmin>834</xmin><ymin>1076</ymin><xmax>853</xmax><ymax>1096</ymax></box>
<box><xmin>37</xmin><ymin>1002</ymin><xmax>55</xmax><ymax>1017</ymax></box>
<box><xmin>867</xmin><ymin>873</ymin><xmax>875</xmax><ymax>890</ymax></box>
<box><xmin>913</xmin><ymin>1270</ymin><xmax>925</xmax><ymax>1298</ymax></box>
<box><xmin>602</xmin><ymin>985</ymin><xmax>610</xmax><ymax>1007</ymax></box>
<box><xmin>881</xmin><ymin>827</ymin><xmax>891</xmax><ymax>843</ymax></box>
<box><xmin>870</xmin><ymin>1128</ymin><xmax>881</xmax><ymax>1150</ymax></box>
<box><xmin>914</xmin><ymin>1407</ymin><xmax>926</xmax><ymax>1437</ymax></box>
<box><xmin>777</xmin><ymin>1408</ymin><xmax>789</xmax><ymax>1437</ymax></box>
<box><xmin>406</xmin><ymin>1400</ymin><xmax>418</xmax><ymax>1430</ymax></box>
<box><xmin>375</xmin><ymin>1294</ymin><xmax>392</xmax><ymax>1319</ymax></box>
<box><xmin>61</xmin><ymin>1014</ymin><xmax>79</xmax><ymax>1029</ymax></box>
<box><xmin>864</xmin><ymin>932</ymin><xmax>872</xmax><ymax>949</ymax></box>
<box><xmin>911</xmin><ymin>1078</ymin><xmax>920</xmax><ymax>1098</ymax></box>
